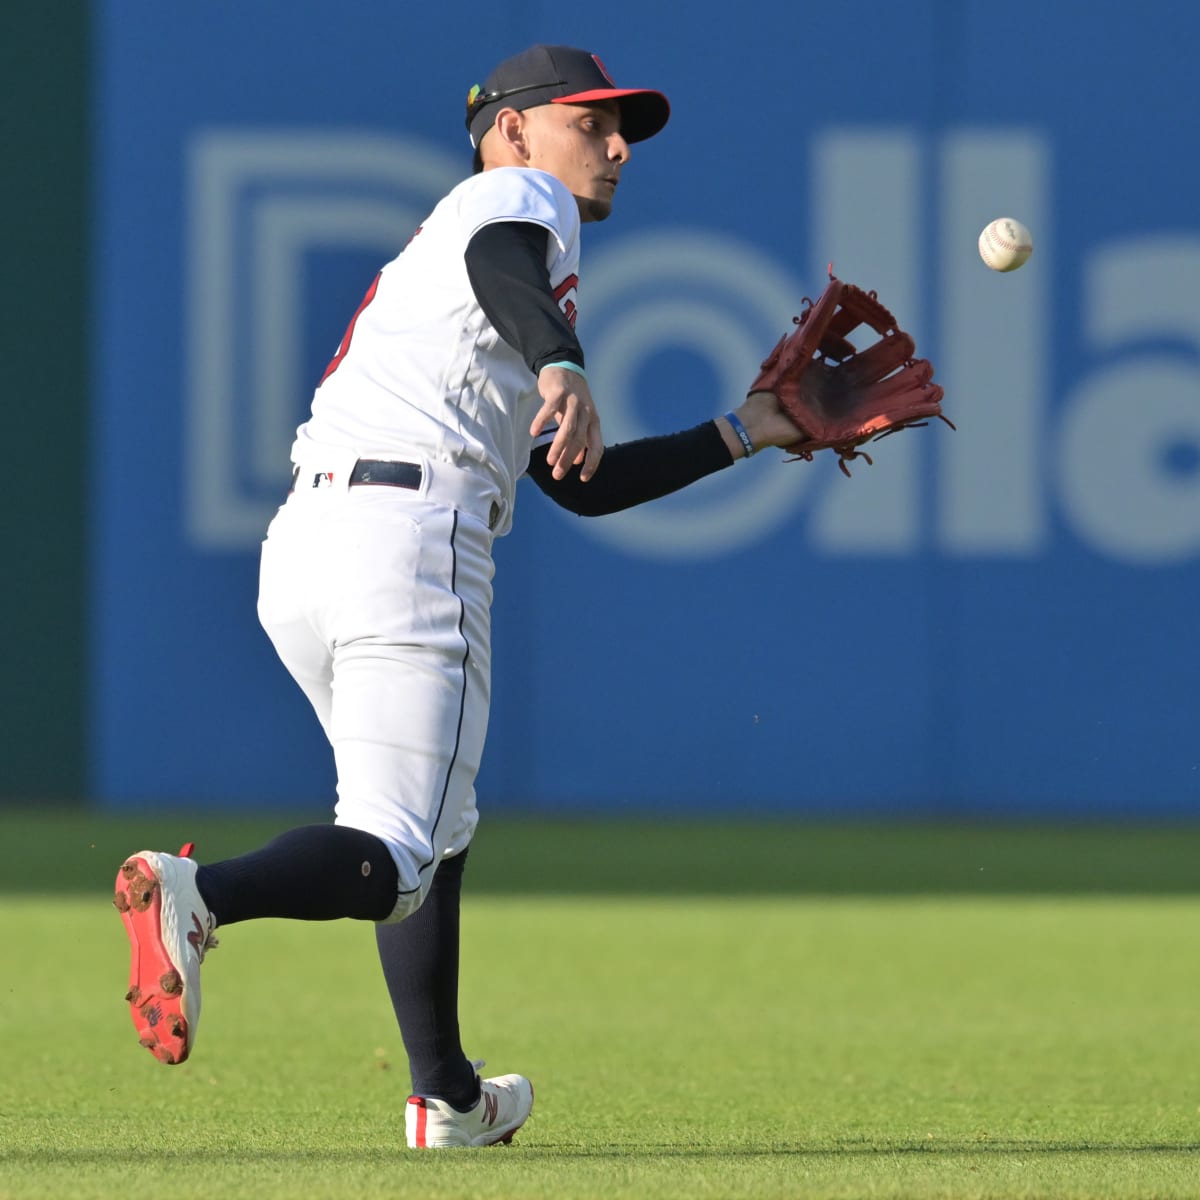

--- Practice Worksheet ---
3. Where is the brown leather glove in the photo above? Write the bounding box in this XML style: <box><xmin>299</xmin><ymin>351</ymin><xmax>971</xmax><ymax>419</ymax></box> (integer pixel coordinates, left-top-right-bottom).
<box><xmin>749</xmin><ymin>272</ymin><xmax>953</xmax><ymax>475</ymax></box>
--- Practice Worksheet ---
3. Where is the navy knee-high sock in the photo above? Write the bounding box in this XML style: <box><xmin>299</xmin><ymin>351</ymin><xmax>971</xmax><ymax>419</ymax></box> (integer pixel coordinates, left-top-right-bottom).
<box><xmin>195</xmin><ymin>825</ymin><xmax>399</xmax><ymax>926</ymax></box>
<box><xmin>375</xmin><ymin>849</ymin><xmax>478</xmax><ymax>1110</ymax></box>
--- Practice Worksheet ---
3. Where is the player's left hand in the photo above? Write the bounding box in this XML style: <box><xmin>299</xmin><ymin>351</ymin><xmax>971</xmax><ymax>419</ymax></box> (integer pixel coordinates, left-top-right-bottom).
<box><xmin>746</xmin><ymin>273</ymin><xmax>950</xmax><ymax>475</ymax></box>
<box><xmin>736</xmin><ymin>390</ymin><xmax>807</xmax><ymax>450</ymax></box>
<box><xmin>718</xmin><ymin>390</ymin><xmax>807</xmax><ymax>458</ymax></box>
<box><xmin>532</xmin><ymin>365</ymin><xmax>604</xmax><ymax>482</ymax></box>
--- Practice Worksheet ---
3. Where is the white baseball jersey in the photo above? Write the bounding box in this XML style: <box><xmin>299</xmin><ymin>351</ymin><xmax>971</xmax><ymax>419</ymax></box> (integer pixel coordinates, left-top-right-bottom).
<box><xmin>290</xmin><ymin>166</ymin><xmax>582</xmax><ymax>536</ymax></box>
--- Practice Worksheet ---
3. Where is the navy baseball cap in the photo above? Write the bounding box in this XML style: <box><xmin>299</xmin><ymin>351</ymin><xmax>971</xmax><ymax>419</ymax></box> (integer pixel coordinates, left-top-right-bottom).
<box><xmin>466</xmin><ymin>44</ymin><xmax>670</xmax><ymax>149</ymax></box>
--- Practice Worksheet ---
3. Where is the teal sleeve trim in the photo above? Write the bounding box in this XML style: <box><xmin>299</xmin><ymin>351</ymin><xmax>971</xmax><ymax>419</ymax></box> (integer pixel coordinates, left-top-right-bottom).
<box><xmin>541</xmin><ymin>360</ymin><xmax>587</xmax><ymax>380</ymax></box>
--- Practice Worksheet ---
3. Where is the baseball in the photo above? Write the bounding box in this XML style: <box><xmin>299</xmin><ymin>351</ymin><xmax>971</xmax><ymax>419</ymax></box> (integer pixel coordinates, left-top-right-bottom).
<box><xmin>978</xmin><ymin>217</ymin><xmax>1033</xmax><ymax>272</ymax></box>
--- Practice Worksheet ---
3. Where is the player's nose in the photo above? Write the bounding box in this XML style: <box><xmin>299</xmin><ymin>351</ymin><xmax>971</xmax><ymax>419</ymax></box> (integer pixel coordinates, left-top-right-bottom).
<box><xmin>608</xmin><ymin>132</ymin><xmax>630</xmax><ymax>164</ymax></box>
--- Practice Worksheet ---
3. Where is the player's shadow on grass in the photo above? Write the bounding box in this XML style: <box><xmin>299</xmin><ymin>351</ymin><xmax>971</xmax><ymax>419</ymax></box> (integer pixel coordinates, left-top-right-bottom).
<box><xmin>581</xmin><ymin>1141</ymin><xmax>1200</xmax><ymax>1157</ymax></box>
<box><xmin>5</xmin><ymin>1140</ymin><xmax>1200</xmax><ymax>1167</ymax></box>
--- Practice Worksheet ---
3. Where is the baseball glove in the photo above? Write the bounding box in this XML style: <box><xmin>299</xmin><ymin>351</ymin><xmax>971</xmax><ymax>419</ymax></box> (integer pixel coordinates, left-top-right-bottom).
<box><xmin>749</xmin><ymin>272</ymin><xmax>952</xmax><ymax>475</ymax></box>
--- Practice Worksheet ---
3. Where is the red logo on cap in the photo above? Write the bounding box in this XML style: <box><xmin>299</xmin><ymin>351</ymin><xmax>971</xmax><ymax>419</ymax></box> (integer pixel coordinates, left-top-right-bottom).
<box><xmin>591</xmin><ymin>54</ymin><xmax>616</xmax><ymax>85</ymax></box>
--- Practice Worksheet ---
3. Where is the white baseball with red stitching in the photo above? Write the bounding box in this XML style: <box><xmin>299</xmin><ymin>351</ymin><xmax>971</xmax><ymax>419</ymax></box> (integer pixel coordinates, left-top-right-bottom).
<box><xmin>978</xmin><ymin>217</ymin><xmax>1034</xmax><ymax>272</ymax></box>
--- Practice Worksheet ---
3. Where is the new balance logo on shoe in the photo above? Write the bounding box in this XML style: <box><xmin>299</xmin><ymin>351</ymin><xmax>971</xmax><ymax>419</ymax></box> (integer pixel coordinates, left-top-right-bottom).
<box><xmin>187</xmin><ymin>913</ymin><xmax>208</xmax><ymax>958</ymax></box>
<box><xmin>404</xmin><ymin>1073</ymin><xmax>533</xmax><ymax>1148</ymax></box>
<box><xmin>114</xmin><ymin>847</ymin><xmax>217</xmax><ymax>1067</ymax></box>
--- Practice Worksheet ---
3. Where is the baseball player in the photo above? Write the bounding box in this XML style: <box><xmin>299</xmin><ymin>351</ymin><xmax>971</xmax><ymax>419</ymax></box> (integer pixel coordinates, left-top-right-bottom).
<box><xmin>114</xmin><ymin>43</ymin><xmax>808</xmax><ymax>1149</ymax></box>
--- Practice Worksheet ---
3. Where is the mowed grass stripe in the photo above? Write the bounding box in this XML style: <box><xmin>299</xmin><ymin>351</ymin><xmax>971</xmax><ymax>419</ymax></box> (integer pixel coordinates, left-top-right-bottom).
<box><xmin>1</xmin><ymin>894</ymin><xmax>1198</xmax><ymax>1199</ymax></box>
<box><xmin>4</xmin><ymin>810</ymin><xmax>1200</xmax><ymax>895</ymax></box>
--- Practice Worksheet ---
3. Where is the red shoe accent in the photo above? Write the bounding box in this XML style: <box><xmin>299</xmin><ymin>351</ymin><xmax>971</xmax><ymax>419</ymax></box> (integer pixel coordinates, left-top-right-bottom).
<box><xmin>407</xmin><ymin>1096</ymin><xmax>428</xmax><ymax>1148</ymax></box>
<box><xmin>113</xmin><ymin>856</ymin><xmax>189</xmax><ymax>1066</ymax></box>
<box><xmin>178</xmin><ymin>842</ymin><xmax>196</xmax><ymax>858</ymax></box>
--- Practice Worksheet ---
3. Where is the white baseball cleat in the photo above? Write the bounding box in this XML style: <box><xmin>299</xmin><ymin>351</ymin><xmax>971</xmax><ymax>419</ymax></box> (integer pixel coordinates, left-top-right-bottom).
<box><xmin>113</xmin><ymin>843</ymin><xmax>218</xmax><ymax>1065</ymax></box>
<box><xmin>406</xmin><ymin>1070</ymin><xmax>534</xmax><ymax>1148</ymax></box>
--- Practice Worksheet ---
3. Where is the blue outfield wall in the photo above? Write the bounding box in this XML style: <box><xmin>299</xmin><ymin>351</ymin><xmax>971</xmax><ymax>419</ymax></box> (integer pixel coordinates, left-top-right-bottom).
<box><xmin>91</xmin><ymin>1</ymin><xmax>1200</xmax><ymax>817</ymax></box>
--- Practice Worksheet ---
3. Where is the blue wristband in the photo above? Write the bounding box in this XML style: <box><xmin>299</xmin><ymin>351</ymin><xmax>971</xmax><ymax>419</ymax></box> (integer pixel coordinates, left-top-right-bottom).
<box><xmin>542</xmin><ymin>360</ymin><xmax>587</xmax><ymax>381</ymax></box>
<box><xmin>725</xmin><ymin>411</ymin><xmax>755</xmax><ymax>458</ymax></box>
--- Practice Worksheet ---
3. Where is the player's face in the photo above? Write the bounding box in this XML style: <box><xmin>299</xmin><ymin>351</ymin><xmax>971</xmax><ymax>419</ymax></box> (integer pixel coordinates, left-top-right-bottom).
<box><xmin>523</xmin><ymin>101</ymin><xmax>630</xmax><ymax>222</ymax></box>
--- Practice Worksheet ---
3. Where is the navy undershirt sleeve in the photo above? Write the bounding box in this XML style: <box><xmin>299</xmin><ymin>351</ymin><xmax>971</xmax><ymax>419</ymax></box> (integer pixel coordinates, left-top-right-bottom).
<box><xmin>527</xmin><ymin>421</ymin><xmax>736</xmax><ymax>516</ymax></box>
<box><xmin>467</xmin><ymin>221</ymin><xmax>737</xmax><ymax>516</ymax></box>
<box><xmin>464</xmin><ymin>221</ymin><xmax>584</xmax><ymax>375</ymax></box>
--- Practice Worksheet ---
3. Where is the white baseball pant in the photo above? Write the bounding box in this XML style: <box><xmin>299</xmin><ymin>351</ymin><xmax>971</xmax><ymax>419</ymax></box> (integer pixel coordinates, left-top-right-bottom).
<box><xmin>256</xmin><ymin>450</ymin><xmax>498</xmax><ymax>922</ymax></box>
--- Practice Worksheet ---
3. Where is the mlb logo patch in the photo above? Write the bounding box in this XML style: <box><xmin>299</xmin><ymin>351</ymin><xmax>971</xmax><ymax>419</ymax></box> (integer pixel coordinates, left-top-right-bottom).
<box><xmin>311</xmin><ymin>472</ymin><xmax>334</xmax><ymax>489</ymax></box>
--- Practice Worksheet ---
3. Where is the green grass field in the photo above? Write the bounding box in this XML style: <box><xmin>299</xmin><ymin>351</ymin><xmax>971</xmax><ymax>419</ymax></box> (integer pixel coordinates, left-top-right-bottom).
<box><xmin>2</xmin><ymin>812</ymin><xmax>1199</xmax><ymax>1199</ymax></box>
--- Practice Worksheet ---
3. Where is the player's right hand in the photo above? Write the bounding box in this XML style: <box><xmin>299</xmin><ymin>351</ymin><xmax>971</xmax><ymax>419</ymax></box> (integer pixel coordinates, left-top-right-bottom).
<box><xmin>531</xmin><ymin>365</ymin><xmax>604</xmax><ymax>482</ymax></box>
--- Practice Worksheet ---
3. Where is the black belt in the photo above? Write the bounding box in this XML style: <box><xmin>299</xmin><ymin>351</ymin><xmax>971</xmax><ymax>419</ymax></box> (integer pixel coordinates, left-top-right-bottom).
<box><xmin>349</xmin><ymin>460</ymin><xmax>422</xmax><ymax>488</ymax></box>
<box><xmin>289</xmin><ymin>459</ymin><xmax>422</xmax><ymax>493</ymax></box>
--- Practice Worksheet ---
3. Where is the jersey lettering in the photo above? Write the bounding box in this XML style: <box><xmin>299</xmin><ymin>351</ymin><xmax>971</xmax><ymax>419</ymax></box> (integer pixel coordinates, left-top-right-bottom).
<box><xmin>295</xmin><ymin>170</ymin><xmax>582</xmax><ymax>539</ymax></box>
<box><xmin>318</xmin><ymin>271</ymin><xmax>382</xmax><ymax>386</ymax></box>
<box><xmin>553</xmin><ymin>273</ymin><xmax>579</xmax><ymax>329</ymax></box>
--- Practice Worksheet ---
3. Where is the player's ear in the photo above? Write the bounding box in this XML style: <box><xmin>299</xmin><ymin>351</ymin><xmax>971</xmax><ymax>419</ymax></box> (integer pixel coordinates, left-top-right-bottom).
<box><xmin>492</xmin><ymin>107</ymin><xmax>531</xmax><ymax>161</ymax></box>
